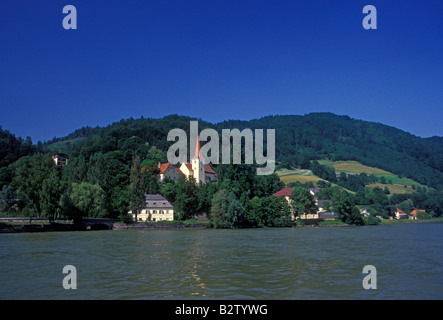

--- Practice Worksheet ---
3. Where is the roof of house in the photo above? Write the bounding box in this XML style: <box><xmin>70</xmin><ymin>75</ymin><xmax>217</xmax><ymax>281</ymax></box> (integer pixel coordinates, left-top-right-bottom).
<box><xmin>319</xmin><ymin>212</ymin><xmax>338</xmax><ymax>219</ymax></box>
<box><xmin>159</xmin><ymin>163</ymin><xmax>179</xmax><ymax>174</ymax></box>
<box><xmin>52</xmin><ymin>153</ymin><xmax>68</xmax><ymax>159</ymax></box>
<box><xmin>396</xmin><ymin>208</ymin><xmax>406</xmax><ymax>214</ymax></box>
<box><xmin>410</xmin><ymin>209</ymin><xmax>425</xmax><ymax>215</ymax></box>
<box><xmin>144</xmin><ymin>194</ymin><xmax>173</xmax><ymax>208</ymax></box>
<box><xmin>272</xmin><ymin>187</ymin><xmax>294</xmax><ymax>197</ymax></box>
<box><xmin>205</xmin><ymin>165</ymin><xmax>216</xmax><ymax>174</ymax></box>
<box><xmin>309</xmin><ymin>187</ymin><xmax>320</xmax><ymax>194</ymax></box>
<box><xmin>182</xmin><ymin>162</ymin><xmax>216</xmax><ymax>175</ymax></box>
<box><xmin>183</xmin><ymin>163</ymin><xmax>193</xmax><ymax>172</ymax></box>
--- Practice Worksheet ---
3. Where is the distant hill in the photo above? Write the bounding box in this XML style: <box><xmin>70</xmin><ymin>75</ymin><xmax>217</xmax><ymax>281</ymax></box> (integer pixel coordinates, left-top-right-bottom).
<box><xmin>15</xmin><ymin>113</ymin><xmax>443</xmax><ymax>190</ymax></box>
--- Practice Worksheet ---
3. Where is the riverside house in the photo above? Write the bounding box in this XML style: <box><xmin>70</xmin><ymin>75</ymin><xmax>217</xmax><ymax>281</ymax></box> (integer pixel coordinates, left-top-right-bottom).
<box><xmin>395</xmin><ymin>208</ymin><xmax>407</xmax><ymax>219</ymax></box>
<box><xmin>272</xmin><ymin>187</ymin><xmax>319</xmax><ymax>220</ymax></box>
<box><xmin>130</xmin><ymin>194</ymin><xmax>174</xmax><ymax>222</ymax></box>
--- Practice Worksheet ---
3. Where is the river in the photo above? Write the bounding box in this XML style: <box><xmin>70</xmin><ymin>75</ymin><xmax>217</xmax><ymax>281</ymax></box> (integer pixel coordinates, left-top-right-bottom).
<box><xmin>1</xmin><ymin>222</ymin><xmax>442</xmax><ymax>300</ymax></box>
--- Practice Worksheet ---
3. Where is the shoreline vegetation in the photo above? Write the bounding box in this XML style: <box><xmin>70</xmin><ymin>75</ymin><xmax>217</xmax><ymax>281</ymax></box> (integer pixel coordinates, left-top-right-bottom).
<box><xmin>1</xmin><ymin>217</ymin><xmax>442</xmax><ymax>234</ymax></box>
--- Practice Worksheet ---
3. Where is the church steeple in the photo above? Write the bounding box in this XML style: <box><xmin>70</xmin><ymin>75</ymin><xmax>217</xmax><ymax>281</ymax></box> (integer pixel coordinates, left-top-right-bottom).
<box><xmin>191</xmin><ymin>136</ymin><xmax>205</xmax><ymax>184</ymax></box>
<box><xmin>193</xmin><ymin>136</ymin><xmax>201</xmax><ymax>160</ymax></box>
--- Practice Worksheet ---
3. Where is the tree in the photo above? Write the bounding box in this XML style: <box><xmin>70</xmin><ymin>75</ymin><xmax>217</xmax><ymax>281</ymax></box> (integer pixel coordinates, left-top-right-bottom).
<box><xmin>40</xmin><ymin>170</ymin><xmax>63</xmax><ymax>222</ymax></box>
<box><xmin>129</xmin><ymin>155</ymin><xmax>147</xmax><ymax>222</ymax></box>
<box><xmin>0</xmin><ymin>185</ymin><xmax>16</xmax><ymax>213</ymax></box>
<box><xmin>299</xmin><ymin>155</ymin><xmax>311</xmax><ymax>170</ymax></box>
<box><xmin>211</xmin><ymin>189</ymin><xmax>245</xmax><ymax>228</ymax></box>
<box><xmin>13</xmin><ymin>153</ymin><xmax>57</xmax><ymax>217</ymax></box>
<box><xmin>226</xmin><ymin>195</ymin><xmax>245</xmax><ymax>228</ymax></box>
<box><xmin>70</xmin><ymin>182</ymin><xmax>107</xmax><ymax>219</ymax></box>
<box><xmin>333</xmin><ymin>191</ymin><xmax>364</xmax><ymax>225</ymax></box>
<box><xmin>59</xmin><ymin>192</ymin><xmax>82</xmax><ymax>223</ymax></box>
<box><xmin>211</xmin><ymin>189</ymin><xmax>230</xmax><ymax>228</ymax></box>
<box><xmin>197</xmin><ymin>181</ymin><xmax>218</xmax><ymax>215</ymax></box>
<box><xmin>289</xmin><ymin>187</ymin><xmax>317</xmax><ymax>218</ymax></box>
<box><xmin>246</xmin><ymin>195</ymin><xmax>291</xmax><ymax>227</ymax></box>
<box><xmin>174</xmin><ymin>175</ymin><xmax>199</xmax><ymax>221</ymax></box>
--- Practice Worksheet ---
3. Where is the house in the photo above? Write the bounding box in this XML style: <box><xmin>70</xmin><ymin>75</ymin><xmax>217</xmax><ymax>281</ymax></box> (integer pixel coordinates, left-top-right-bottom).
<box><xmin>158</xmin><ymin>162</ymin><xmax>182</xmax><ymax>181</ymax></box>
<box><xmin>359</xmin><ymin>207</ymin><xmax>371</xmax><ymax>217</ymax></box>
<box><xmin>272</xmin><ymin>187</ymin><xmax>319</xmax><ymax>220</ymax></box>
<box><xmin>319</xmin><ymin>212</ymin><xmax>339</xmax><ymax>220</ymax></box>
<box><xmin>179</xmin><ymin>136</ymin><xmax>217</xmax><ymax>184</ymax></box>
<box><xmin>272</xmin><ymin>187</ymin><xmax>293</xmax><ymax>202</ymax></box>
<box><xmin>52</xmin><ymin>153</ymin><xmax>68</xmax><ymax>167</ymax></box>
<box><xmin>395</xmin><ymin>208</ymin><xmax>407</xmax><ymax>219</ymax></box>
<box><xmin>130</xmin><ymin>194</ymin><xmax>174</xmax><ymax>222</ymax></box>
<box><xmin>409</xmin><ymin>209</ymin><xmax>425</xmax><ymax>220</ymax></box>
<box><xmin>309</xmin><ymin>187</ymin><xmax>320</xmax><ymax>197</ymax></box>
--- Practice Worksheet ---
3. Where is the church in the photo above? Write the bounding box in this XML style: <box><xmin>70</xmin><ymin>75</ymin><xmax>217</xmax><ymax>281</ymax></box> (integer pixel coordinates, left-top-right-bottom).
<box><xmin>158</xmin><ymin>137</ymin><xmax>217</xmax><ymax>184</ymax></box>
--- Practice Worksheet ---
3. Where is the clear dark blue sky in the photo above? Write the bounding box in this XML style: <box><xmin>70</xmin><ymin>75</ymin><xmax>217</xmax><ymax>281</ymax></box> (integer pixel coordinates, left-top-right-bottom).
<box><xmin>1</xmin><ymin>0</ymin><xmax>442</xmax><ymax>142</ymax></box>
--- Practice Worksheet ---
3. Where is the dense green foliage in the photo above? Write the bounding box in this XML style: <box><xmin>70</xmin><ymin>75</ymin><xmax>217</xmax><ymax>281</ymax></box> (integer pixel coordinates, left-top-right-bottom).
<box><xmin>218</xmin><ymin>113</ymin><xmax>443</xmax><ymax>189</ymax></box>
<box><xmin>1</xmin><ymin>113</ymin><xmax>442</xmax><ymax>226</ymax></box>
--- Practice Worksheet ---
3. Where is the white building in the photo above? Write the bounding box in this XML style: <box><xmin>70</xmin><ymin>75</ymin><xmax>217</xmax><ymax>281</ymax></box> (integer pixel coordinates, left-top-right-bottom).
<box><xmin>131</xmin><ymin>194</ymin><xmax>174</xmax><ymax>222</ymax></box>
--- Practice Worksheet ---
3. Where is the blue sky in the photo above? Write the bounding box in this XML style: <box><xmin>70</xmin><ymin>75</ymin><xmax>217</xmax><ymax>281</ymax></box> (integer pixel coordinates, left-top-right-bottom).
<box><xmin>1</xmin><ymin>0</ymin><xmax>442</xmax><ymax>142</ymax></box>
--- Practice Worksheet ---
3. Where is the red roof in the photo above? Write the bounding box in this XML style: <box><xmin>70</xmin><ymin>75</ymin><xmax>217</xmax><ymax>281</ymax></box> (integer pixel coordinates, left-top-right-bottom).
<box><xmin>396</xmin><ymin>208</ymin><xmax>405</xmax><ymax>214</ymax></box>
<box><xmin>159</xmin><ymin>163</ymin><xmax>172</xmax><ymax>174</ymax></box>
<box><xmin>184</xmin><ymin>163</ymin><xmax>193</xmax><ymax>172</ymax></box>
<box><xmin>205</xmin><ymin>165</ymin><xmax>216</xmax><ymax>174</ymax></box>
<box><xmin>410</xmin><ymin>209</ymin><xmax>425</xmax><ymax>215</ymax></box>
<box><xmin>272</xmin><ymin>187</ymin><xmax>293</xmax><ymax>197</ymax></box>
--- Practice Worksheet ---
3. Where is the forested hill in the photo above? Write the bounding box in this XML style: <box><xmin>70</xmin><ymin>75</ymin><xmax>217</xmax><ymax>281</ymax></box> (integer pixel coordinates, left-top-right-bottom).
<box><xmin>2</xmin><ymin>113</ymin><xmax>443</xmax><ymax>190</ymax></box>
<box><xmin>218</xmin><ymin>113</ymin><xmax>443</xmax><ymax>189</ymax></box>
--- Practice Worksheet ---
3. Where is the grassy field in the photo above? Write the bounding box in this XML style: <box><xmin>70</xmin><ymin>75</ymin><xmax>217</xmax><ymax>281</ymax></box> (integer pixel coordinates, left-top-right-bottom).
<box><xmin>318</xmin><ymin>160</ymin><xmax>391</xmax><ymax>175</ymax></box>
<box><xmin>317</xmin><ymin>160</ymin><xmax>428</xmax><ymax>192</ymax></box>
<box><xmin>276</xmin><ymin>168</ymin><xmax>355</xmax><ymax>193</ymax></box>
<box><xmin>366</xmin><ymin>183</ymin><xmax>416</xmax><ymax>194</ymax></box>
<box><xmin>278</xmin><ymin>173</ymin><xmax>327</xmax><ymax>185</ymax></box>
<box><xmin>277</xmin><ymin>160</ymin><xmax>427</xmax><ymax>195</ymax></box>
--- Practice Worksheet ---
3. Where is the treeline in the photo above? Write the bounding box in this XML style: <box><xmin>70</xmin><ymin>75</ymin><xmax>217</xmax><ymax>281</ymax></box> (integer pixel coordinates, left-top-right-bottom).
<box><xmin>219</xmin><ymin>113</ymin><xmax>443</xmax><ymax>189</ymax></box>
<box><xmin>37</xmin><ymin>113</ymin><xmax>443</xmax><ymax>190</ymax></box>
<box><xmin>1</xmin><ymin>113</ymin><xmax>443</xmax><ymax>225</ymax></box>
<box><xmin>0</xmin><ymin>148</ymin><xmax>293</xmax><ymax>228</ymax></box>
<box><xmin>0</xmin><ymin>127</ymin><xmax>35</xmax><ymax>168</ymax></box>
<box><xmin>314</xmin><ymin>182</ymin><xmax>443</xmax><ymax>219</ymax></box>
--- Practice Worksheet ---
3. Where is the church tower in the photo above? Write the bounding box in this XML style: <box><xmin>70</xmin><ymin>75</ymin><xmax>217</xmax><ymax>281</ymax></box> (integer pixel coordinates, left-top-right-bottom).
<box><xmin>191</xmin><ymin>136</ymin><xmax>205</xmax><ymax>184</ymax></box>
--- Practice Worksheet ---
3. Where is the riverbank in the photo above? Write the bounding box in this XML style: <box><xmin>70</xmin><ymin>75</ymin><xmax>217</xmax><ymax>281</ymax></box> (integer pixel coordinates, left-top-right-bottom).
<box><xmin>113</xmin><ymin>221</ymin><xmax>210</xmax><ymax>230</ymax></box>
<box><xmin>380</xmin><ymin>217</ymin><xmax>443</xmax><ymax>225</ymax></box>
<box><xmin>1</xmin><ymin>217</ymin><xmax>442</xmax><ymax>233</ymax></box>
<box><xmin>0</xmin><ymin>222</ymin><xmax>85</xmax><ymax>233</ymax></box>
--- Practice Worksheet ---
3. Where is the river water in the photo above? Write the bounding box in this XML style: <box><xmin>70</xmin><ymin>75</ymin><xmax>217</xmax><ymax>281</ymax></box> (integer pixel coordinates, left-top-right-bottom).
<box><xmin>1</xmin><ymin>222</ymin><xmax>442</xmax><ymax>300</ymax></box>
